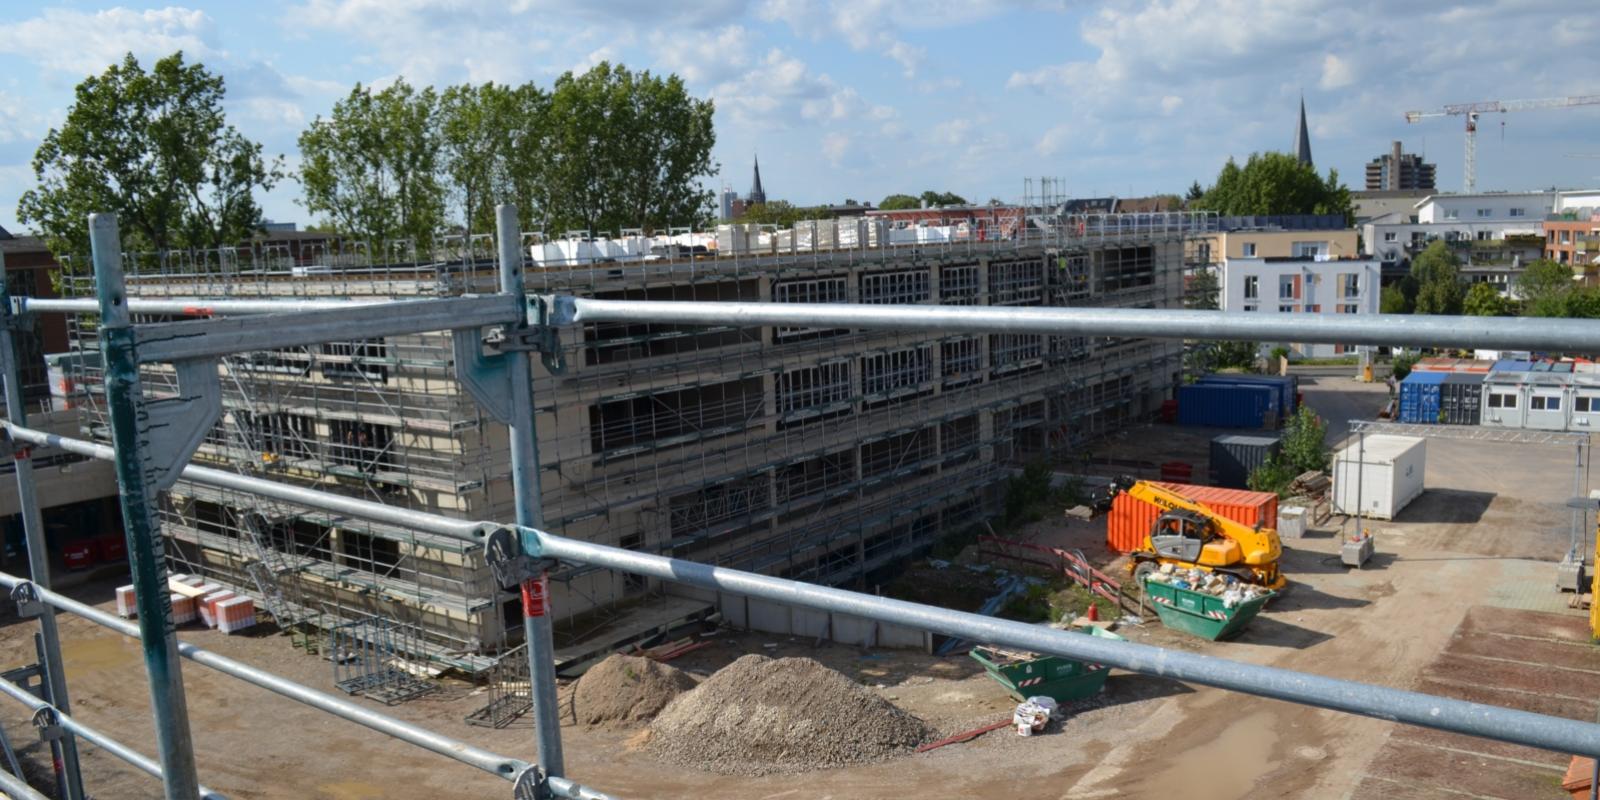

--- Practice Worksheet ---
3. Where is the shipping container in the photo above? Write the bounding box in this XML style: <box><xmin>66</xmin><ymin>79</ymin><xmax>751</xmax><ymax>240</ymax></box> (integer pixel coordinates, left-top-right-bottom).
<box><xmin>1106</xmin><ymin>482</ymin><xmax>1278</xmax><ymax>552</ymax></box>
<box><xmin>1332</xmin><ymin>435</ymin><xmax>1425</xmax><ymax>520</ymax></box>
<box><xmin>1197</xmin><ymin>374</ymin><xmax>1297</xmax><ymax>415</ymax></box>
<box><xmin>1209</xmin><ymin>434</ymin><xmax>1282</xmax><ymax>490</ymax></box>
<box><xmin>1481</xmin><ymin>373</ymin><xmax>1527</xmax><ymax>429</ymax></box>
<box><xmin>1572</xmin><ymin>377</ymin><xmax>1600</xmax><ymax>431</ymax></box>
<box><xmin>1176</xmin><ymin>383</ymin><xmax>1274</xmax><ymax>429</ymax></box>
<box><xmin>1413</xmin><ymin>358</ymin><xmax>1493</xmax><ymax>374</ymax></box>
<box><xmin>1398</xmin><ymin>370</ymin><xmax>1447</xmax><ymax>424</ymax></box>
<box><xmin>1438</xmin><ymin>373</ymin><xmax>1484</xmax><ymax>425</ymax></box>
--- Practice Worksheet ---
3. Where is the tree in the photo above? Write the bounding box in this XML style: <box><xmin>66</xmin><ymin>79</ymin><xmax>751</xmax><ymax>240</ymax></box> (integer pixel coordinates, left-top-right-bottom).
<box><xmin>1409</xmin><ymin>241</ymin><xmax>1464</xmax><ymax>315</ymax></box>
<box><xmin>1380</xmin><ymin>285</ymin><xmax>1411</xmax><ymax>314</ymax></box>
<box><xmin>1463</xmin><ymin>281</ymin><xmax>1512</xmax><ymax>316</ymax></box>
<box><xmin>1279</xmin><ymin>406</ymin><xmax>1329</xmax><ymax>474</ymax></box>
<box><xmin>539</xmin><ymin>62</ymin><xmax>715</xmax><ymax>233</ymax></box>
<box><xmin>919</xmin><ymin>190</ymin><xmax>967</xmax><ymax>207</ymax></box>
<box><xmin>1192</xmin><ymin>152</ymin><xmax>1352</xmax><ymax>221</ymax></box>
<box><xmin>1185</xmin><ymin>180</ymin><xmax>1205</xmax><ymax>202</ymax></box>
<box><xmin>737</xmin><ymin>201</ymin><xmax>832</xmax><ymax>227</ymax></box>
<box><xmin>1186</xmin><ymin>269</ymin><xmax>1219</xmax><ymax>310</ymax></box>
<box><xmin>439</xmin><ymin>82</ymin><xmax>522</xmax><ymax>236</ymax></box>
<box><xmin>1516</xmin><ymin>259</ymin><xmax>1575</xmax><ymax>318</ymax></box>
<box><xmin>298</xmin><ymin>79</ymin><xmax>445</xmax><ymax>248</ymax></box>
<box><xmin>879</xmin><ymin>193</ymin><xmax>920</xmax><ymax>210</ymax></box>
<box><xmin>18</xmin><ymin>52</ymin><xmax>282</xmax><ymax>257</ymax></box>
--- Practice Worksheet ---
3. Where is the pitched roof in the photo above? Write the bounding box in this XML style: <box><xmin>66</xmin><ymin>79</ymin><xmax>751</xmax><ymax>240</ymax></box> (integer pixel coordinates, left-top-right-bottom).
<box><xmin>1294</xmin><ymin>97</ymin><xmax>1313</xmax><ymax>168</ymax></box>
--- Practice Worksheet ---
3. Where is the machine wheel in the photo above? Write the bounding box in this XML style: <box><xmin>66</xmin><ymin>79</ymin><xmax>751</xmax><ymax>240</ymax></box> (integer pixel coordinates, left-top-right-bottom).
<box><xmin>1132</xmin><ymin>561</ymin><xmax>1158</xmax><ymax>593</ymax></box>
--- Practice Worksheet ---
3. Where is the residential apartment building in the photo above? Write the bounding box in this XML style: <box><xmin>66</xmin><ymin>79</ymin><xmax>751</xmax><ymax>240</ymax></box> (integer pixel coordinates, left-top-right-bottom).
<box><xmin>1544</xmin><ymin>210</ymin><xmax>1600</xmax><ymax>270</ymax></box>
<box><xmin>1219</xmin><ymin>255</ymin><xmax>1381</xmax><ymax>359</ymax></box>
<box><xmin>1362</xmin><ymin>192</ymin><xmax>1556</xmax><ymax>266</ymax></box>
<box><xmin>1365</xmin><ymin>141</ymin><xmax>1436</xmax><ymax>191</ymax></box>
<box><xmin>60</xmin><ymin>215</ymin><xmax>1198</xmax><ymax>668</ymax></box>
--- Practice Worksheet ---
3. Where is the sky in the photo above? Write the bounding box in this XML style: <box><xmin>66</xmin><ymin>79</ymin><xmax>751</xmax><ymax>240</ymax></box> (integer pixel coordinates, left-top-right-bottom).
<box><xmin>2</xmin><ymin>1</ymin><xmax>1599</xmax><ymax>235</ymax></box>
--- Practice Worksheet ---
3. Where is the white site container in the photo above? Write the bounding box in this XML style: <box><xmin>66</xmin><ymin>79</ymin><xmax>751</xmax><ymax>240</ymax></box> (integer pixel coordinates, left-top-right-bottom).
<box><xmin>1332</xmin><ymin>434</ymin><xmax>1426</xmax><ymax>521</ymax></box>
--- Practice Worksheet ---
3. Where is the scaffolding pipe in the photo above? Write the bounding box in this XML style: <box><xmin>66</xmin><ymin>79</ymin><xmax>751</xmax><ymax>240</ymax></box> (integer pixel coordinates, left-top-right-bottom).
<box><xmin>0</xmin><ymin>251</ymin><xmax>86</xmax><ymax>800</ymax></box>
<box><xmin>0</xmin><ymin>425</ymin><xmax>489</xmax><ymax>543</ymax></box>
<box><xmin>16</xmin><ymin>297</ymin><xmax>396</xmax><ymax>316</ymax></box>
<box><xmin>527</xmin><ymin>528</ymin><xmax>1600</xmax><ymax>759</ymax></box>
<box><xmin>496</xmin><ymin>204</ymin><xmax>566</xmax><ymax>778</ymax></box>
<box><xmin>11</xmin><ymin>420</ymin><xmax>1600</xmax><ymax>758</ymax></box>
<box><xmin>0</xmin><ymin>675</ymin><xmax>227</xmax><ymax>800</ymax></box>
<box><xmin>91</xmin><ymin>213</ymin><xmax>203</xmax><ymax>800</ymax></box>
<box><xmin>0</xmin><ymin>764</ymin><xmax>50</xmax><ymax>800</ymax></box>
<box><xmin>550</xmin><ymin>297</ymin><xmax>1600</xmax><ymax>353</ymax></box>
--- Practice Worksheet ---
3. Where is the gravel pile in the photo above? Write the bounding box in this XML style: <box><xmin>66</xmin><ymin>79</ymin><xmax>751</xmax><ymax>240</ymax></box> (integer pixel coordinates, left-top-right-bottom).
<box><xmin>647</xmin><ymin>654</ymin><xmax>932</xmax><ymax>775</ymax></box>
<box><xmin>572</xmin><ymin>654</ymin><xmax>697</xmax><ymax>726</ymax></box>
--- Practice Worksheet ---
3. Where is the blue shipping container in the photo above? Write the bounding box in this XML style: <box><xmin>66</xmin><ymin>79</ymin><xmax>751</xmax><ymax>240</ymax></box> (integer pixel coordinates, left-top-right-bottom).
<box><xmin>1177</xmin><ymin>383</ymin><xmax>1273</xmax><ymax>428</ymax></box>
<box><xmin>1197</xmin><ymin>374</ymin><xmax>1297</xmax><ymax>415</ymax></box>
<box><xmin>1399</xmin><ymin>370</ymin><xmax>1447</xmax><ymax>424</ymax></box>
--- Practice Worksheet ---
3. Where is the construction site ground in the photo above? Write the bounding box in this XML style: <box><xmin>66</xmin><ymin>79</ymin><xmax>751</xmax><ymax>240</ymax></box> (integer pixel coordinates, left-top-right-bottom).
<box><xmin>2</xmin><ymin>368</ymin><xmax>1596</xmax><ymax>799</ymax></box>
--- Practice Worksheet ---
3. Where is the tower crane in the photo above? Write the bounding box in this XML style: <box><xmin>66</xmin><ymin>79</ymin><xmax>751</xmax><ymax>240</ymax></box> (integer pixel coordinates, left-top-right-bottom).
<box><xmin>1404</xmin><ymin>94</ymin><xmax>1600</xmax><ymax>193</ymax></box>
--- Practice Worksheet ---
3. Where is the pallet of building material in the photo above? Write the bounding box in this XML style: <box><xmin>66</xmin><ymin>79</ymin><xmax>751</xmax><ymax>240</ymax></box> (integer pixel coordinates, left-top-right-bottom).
<box><xmin>216</xmin><ymin>597</ymin><xmax>257</xmax><ymax>633</ymax></box>
<box><xmin>170</xmin><ymin>593</ymin><xmax>198</xmax><ymax>626</ymax></box>
<box><xmin>199</xmin><ymin>591</ymin><xmax>235</xmax><ymax>628</ymax></box>
<box><xmin>115</xmin><ymin>585</ymin><xmax>137</xmax><ymax>618</ymax></box>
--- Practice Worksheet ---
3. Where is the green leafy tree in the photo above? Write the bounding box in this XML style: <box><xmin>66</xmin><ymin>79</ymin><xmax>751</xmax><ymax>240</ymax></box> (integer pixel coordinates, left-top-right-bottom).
<box><xmin>1185</xmin><ymin>180</ymin><xmax>1205</xmax><ymax>202</ymax></box>
<box><xmin>299</xmin><ymin>79</ymin><xmax>445</xmax><ymax>248</ymax></box>
<box><xmin>879</xmin><ymin>193</ymin><xmax>920</xmax><ymax>210</ymax></box>
<box><xmin>540</xmin><ymin>62</ymin><xmax>715</xmax><ymax>233</ymax></box>
<box><xmin>919</xmin><ymin>190</ymin><xmax>968</xmax><ymax>207</ymax></box>
<box><xmin>1186</xmin><ymin>269</ymin><xmax>1219</xmax><ymax>310</ymax></box>
<box><xmin>1565</xmin><ymin>288</ymin><xmax>1600</xmax><ymax>319</ymax></box>
<box><xmin>1409</xmin><ymin>241</ymin><xmax>1464</xmax><ymax>315</ymax></box>
<box><xmin>1280</xmin><ymin>406</ymin><xmax>1329</xmax><ymax>474</ymax></box>
<box><xmin>439</xmin><ymin>82</ymin><xmax>522</xmax><ymax>235</ymax></box>
<box><xmin>1391</xmin><ymin>351</ymin><xmax>1418</xmax><ymax>381</ymax></box>
<box><xmin>1379</xmin><ymin>285</ymin><xmax>1411</xmax><ymax>314</ymax></box>
<box><xmin>1463</xmin><ymin>281</ymin><xmax>1512</xmax><ymax>316</ymax></box>
<box><xmin>1193</xmin><ymin>152</ymin><xmax>1352</xmax><ymax>221</ymax></box>
<box><xmin>1246</xmin><ymin>457</ymin><xmax>1297</xmax><ymax>495</ymax></box>
<box><xmin>737</xmin><ymin>201</ymin><xmax>834</xmax><ymax>227</ymax></box>
<box><xmin>18</xmin><ymin>52</ymin><xmax>282</xmax><ymax>256</ymax></box>
<box><xmin>1516</xmin><ymin>259</ymin><xmax>1575</xmax><ymax>318</ymax></box>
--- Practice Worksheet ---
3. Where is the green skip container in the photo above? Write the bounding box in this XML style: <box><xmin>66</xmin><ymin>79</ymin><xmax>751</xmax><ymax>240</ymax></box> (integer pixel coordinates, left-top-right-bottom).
<box><xmin>1143</xmin><ymin>578</ymin><xmax>1275</xmax><ymax>641</ymax></box>
<box><xmin>970</xmin><ymin>626</ymin><xmax>1124</xmax><ymax>703</ymax></box>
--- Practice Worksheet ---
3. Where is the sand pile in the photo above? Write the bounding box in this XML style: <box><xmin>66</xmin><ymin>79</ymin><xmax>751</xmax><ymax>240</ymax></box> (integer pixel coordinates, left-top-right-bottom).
<box><xmin>646</xmin><ymin>654</ymin><xmax>932</xmax><ymax>775</ymax></box>
<box><xmin>572</xmin><ymin>654</ymin><xmax>697</xmax><ymax>726</ymax></box>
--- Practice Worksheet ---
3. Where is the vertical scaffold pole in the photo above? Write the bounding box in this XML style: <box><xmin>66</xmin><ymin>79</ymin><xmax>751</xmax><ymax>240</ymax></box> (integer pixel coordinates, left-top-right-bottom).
<box><xmin>497</xmin><ymin>204</ymin><xmax>565</xmax><ymax>778</ymax></box>
<box><xmin>90</xmin><ymin>214</ymin><xmax>202</xmax><ymax>800</ymax></box>
<box><xmin>0</xmin><ymin>251</ymin><xmax>86</xmax><ymax>800</ymax></box>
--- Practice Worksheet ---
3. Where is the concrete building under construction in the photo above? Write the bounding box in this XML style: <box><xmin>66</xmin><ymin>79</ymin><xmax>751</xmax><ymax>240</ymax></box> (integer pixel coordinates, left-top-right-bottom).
<box><xmin>56</xmin><ymin>213</ymin><xmax>1205</xmax><ymax>670</ymax></box>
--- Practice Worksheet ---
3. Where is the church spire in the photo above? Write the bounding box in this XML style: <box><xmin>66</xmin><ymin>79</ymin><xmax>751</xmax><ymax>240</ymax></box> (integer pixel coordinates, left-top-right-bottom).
<box><xmin>748</xmin><ymin>155</ymin><xmax>766</xmax><ymax>205</ymax></box>
<box><xmin>1294</xmin><ymin>95</ymin><xmax>1314</xmax><ymax>168</ymax></box>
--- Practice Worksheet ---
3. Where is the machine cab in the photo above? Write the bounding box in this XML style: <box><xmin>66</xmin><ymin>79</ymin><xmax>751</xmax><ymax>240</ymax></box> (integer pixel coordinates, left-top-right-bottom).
<box><xmin>1149</xmin><ymin>509</ymin><xmax>1244</xmax><ymax>567</ymax></box>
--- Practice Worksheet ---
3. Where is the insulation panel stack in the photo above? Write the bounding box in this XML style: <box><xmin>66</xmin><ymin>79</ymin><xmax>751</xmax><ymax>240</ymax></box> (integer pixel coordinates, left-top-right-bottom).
<box><xmin>199</xmin><ymin>591</ymin><xmax>235</xmax><ymax>628</ymax></box>
<box><xmin>170</xmin><ymin>593</ymin><xmax>198</xmax><ymax>625</ymax></box>
<box><xmin>115</xmin><ymin>585</ymin><xmax>138</xmax><ymax>618</ymax></box>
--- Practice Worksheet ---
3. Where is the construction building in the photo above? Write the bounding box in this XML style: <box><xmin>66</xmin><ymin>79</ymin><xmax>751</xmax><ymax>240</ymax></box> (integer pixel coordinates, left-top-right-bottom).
<box><xmin>55</xmin><ymin>213</ymin><xmax>1201</xmax><ymax>670</ymax></box>
<box><xmin>1365</xmin><ymin>141</ymin><xmax>1437</xmax><ymax>191</ymax></box>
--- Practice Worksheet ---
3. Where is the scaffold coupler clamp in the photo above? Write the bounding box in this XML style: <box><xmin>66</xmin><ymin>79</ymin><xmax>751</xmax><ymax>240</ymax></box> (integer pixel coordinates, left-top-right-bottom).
<box><xmin>486</xmin><ymin>527</ymin><xmax>557</xmax><ymax>591</ymax></box>
<box><xmin>30</xmin><ymin>706</ymin><xmax>64</xmax><ymax>742</ymax></box>
<box><xmin>512</xmin><ymin>763</ymin><xmax>552</xmax><ymax>800</ymax></box>
<box><xmin>517</xmin><ymin>295</ymin><xmax>566</xmax><ymax>376</ymax></box>
<box><xmin>10</xmin><ymin>581</ymin><xmax>44</xmax><ymax>618</ymax></box>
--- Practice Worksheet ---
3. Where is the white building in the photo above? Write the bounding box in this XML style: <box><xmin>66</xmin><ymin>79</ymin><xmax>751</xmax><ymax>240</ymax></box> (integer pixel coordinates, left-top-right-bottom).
<box><xmin>1219</xmin><ymin>256</ymin><xmax>1382</xmax><ymax>359</ymax></box>
<box><xmin>1360</xmin><ymin>191</ymin><xmax>1567</xmax><ymax>267</ymax></box>
<box><xmin>719</xmin><ymin>187</ymin><xmax>739</xmax><ymax>221</ymax></box>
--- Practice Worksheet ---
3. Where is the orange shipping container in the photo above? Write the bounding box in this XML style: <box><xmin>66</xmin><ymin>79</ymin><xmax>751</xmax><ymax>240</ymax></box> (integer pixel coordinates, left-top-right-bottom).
<box><xmin>1105</xmin><ymin>481</ymin><xmax>1278</xmax><ymax>553</ymax></box>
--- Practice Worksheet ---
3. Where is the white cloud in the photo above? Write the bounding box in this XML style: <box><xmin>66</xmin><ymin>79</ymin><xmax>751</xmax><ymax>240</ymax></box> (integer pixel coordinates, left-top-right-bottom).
<box><xmin>822</xmin><ymin>132</ymin><xmax>851</xmax><ymax>166</ymax></box>
<box><xmin>0</xmin><ymin>7</ymin><xmax>219</xmax><ymax>76</ymax></box>
<box><xmin>1160</xmin><ymin>95</ymin><xmax>1183</xmax><ymax>115</ymax></box>
<box><xmin>756</xmin><ymin>0</ymin><xmax>1011</xmax><ymax>77</ymax></box>
<box><xmin>1319</xmin><ymin>53</ymin><xmax>1354</xmax><ymax>90</ymax></box>
<box><xmin>713</xmin><ymin>48</ymin><xmax>897</xmax><ymax>133</ymax></box>
<box><xmin>648</xmin><ymin>25</ymin><xmax>752</xmax><ymax>85</ymax></box>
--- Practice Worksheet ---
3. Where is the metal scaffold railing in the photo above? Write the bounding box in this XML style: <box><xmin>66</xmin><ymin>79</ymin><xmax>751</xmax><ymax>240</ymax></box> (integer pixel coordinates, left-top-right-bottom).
<box><xmin>5</xmin><ymin>207</ymin><xmax>1600</xmax><ymax>800</ymax></box>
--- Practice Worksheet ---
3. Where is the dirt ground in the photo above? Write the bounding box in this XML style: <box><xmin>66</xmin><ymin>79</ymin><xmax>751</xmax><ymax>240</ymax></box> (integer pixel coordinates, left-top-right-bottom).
<box><xmin>2</xmin><ymin>367</ymin><xmax>1596</xmax><ymax>800</ymax></box>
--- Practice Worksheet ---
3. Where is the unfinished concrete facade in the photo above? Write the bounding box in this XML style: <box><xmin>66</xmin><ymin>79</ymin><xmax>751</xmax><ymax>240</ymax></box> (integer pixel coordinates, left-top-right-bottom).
<box><xmin>57</xmin><ymin>215</ymin><xmax>1200</xmax><ymax>669</ymax></box>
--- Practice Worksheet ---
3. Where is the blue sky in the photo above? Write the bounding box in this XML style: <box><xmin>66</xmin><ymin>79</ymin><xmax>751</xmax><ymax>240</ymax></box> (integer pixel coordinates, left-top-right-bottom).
<box><xmin>2</xmin><ymin>1</ymin><xmax>1599</xmax><ymax>234</ymax></box>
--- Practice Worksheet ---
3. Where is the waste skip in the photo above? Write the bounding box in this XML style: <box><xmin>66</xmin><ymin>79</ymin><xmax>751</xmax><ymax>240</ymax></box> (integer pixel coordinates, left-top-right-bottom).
<box><xmin>1142</xmin><ymin>569</ymin><xmax>1274</xmax><ymax>641</ymax></box>
<box><xmin>970</xmin><ymin>627</ymin><xmax>1124</xmax><ymax>703</ymax></box>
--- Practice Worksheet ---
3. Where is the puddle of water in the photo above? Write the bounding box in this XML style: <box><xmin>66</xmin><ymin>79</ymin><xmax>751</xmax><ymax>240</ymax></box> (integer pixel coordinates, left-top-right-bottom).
<box><xmin>1137</xmin><ymin>710</ymin><xmax>1281</xmax><ymax>799</ymax></box>
<box><xmin>319</xmin><ymin>781</ymin><xmax>387</xmax><ymax>800</ymax></box>
<box><xmin>61</xmin><ymin>635</ymin><xmax>141</xmax><ymax>674</ymax></box>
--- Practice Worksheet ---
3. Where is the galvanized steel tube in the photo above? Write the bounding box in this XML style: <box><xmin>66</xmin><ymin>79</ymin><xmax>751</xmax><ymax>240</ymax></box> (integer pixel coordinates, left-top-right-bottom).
<box><xmin>1</xmin><ymin>425</ymin><xmax>489</xmax><ymax>543</ymax></box>
<box><xmin>0</xmin><ymin>764</ymin><xmax>50</xmax><ymax>800</ymax></box>
<box><xmin>0</xmin><ymin>675</ymin><xmax>227</xmax><ymax>800</ymax></box>
<box><xmin>552</xmin><ymin>297</ymin><xmax>1600</xmax><ymax>353</ymax></box>
<box><xmin>530</xmin><ymin>529</ymin><xmax>1600</xmax><ymax>758</ymax></box>
<box><xmin>17</xmin><ymin>297</ymin><xmax>392</xmax><ymax>316</ymax></box>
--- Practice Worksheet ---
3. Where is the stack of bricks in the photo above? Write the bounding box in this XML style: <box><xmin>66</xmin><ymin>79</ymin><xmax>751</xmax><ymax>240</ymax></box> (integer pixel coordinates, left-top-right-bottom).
<box><xmin>199</xmin><ymin>590</ymin><xmax>236</xmax><ymax>628</ymax></box>
<box><xmin>216</xmin><ymin>597</ymin><xmax>256</xmax><ymax>634</ymax></box>
<box><xmin>115</xmin><ymin>585</ymin><xmax>138</xmax><ymax>618</ymax></box>
<box><xmin>169</xmin><ymin>593</ymin><xmax>198</xmax><ymax>625</ymax></box>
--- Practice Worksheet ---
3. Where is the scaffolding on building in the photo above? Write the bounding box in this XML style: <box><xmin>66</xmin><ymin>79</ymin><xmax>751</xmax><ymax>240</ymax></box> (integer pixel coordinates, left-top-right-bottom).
<box><xmin>52</xmin><ymin>212</ymin><xmax>1213</xmax><ymax>672</ymax></box>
